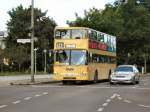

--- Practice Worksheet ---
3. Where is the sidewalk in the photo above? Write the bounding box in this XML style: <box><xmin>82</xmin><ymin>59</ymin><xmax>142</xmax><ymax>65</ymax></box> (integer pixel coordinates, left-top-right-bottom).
<box><xmin>0</xmin><ymin>74</ymin><xmax>59</xmax><ymax>87</ymax></box>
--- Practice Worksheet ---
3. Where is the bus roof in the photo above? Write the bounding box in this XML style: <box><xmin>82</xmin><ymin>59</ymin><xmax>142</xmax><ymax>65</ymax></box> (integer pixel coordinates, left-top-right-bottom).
<box><xmin>54</xmin><ymin>26</ymin><xmax>116</xmax><ymax>38</ymax></box>
<box><xmin>55</xmin><ymin>26</ymin><xmax>89</xmax><ymax>30</ymax></box>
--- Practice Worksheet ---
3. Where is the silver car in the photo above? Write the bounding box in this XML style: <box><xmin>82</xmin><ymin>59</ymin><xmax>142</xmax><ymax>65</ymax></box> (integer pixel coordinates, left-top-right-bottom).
<box><xmin>110</xmin><ymin>65</ymin><xmax>140</xmax><ymax>84</ymax></box>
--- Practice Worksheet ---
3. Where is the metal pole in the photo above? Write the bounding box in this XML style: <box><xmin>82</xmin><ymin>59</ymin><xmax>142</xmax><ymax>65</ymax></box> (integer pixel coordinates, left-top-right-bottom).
<box><xmin>34</xmin><ymin>49</ymin><xmax>37</xmax><ymax>75</ymax></box>
<box><xmin>144</xmin><ymin>57</ymin><xmax>147</xmax><ymax>73</ymax></box>
<box><xmin>31</xmin><ymin>0</ymin><xmax>34</xmax><ymax>82</ymax></box>
<box><xmin>44</xmin><ymin>50</ymin><xmax>47</xmax><ymax>73</ymax></box>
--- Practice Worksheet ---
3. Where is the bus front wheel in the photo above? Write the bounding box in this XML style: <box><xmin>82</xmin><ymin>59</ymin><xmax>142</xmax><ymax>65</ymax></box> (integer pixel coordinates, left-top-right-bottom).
<box><xmin>62</xmin><ymin>80</ymin><xmax>68</xmax><ymax>85</ymax></box>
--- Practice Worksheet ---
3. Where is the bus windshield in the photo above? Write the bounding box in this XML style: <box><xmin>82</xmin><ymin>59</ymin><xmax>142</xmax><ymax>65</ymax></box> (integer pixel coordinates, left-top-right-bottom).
<box><xmin>55</xmin><ymin>29</ymin><xmax>87</xmax><ymax>39</ymax></box>
<box><xmin>55</xmin><ymin>50</ymin><xmax>87</xmax><ymax>65</ymax></box>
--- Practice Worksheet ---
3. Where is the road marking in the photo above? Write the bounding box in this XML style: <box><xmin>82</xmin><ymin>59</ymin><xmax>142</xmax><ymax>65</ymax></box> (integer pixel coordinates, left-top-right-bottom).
<box><xmin>106</xmin><ymin>99</ymin><xmax>111</xmax><ymax>103</ymax></box>
<box><xmin>138</xmin><ymin>104</ymin><xmax>150</xmax><ymax>108</ymax></box>
<box><xmin>110</xmin><ymin>94</ymin><xmax>117</xmax><ymax>99</ymax></box>
<box><xmin>43</xmin><ymin>92</ymin><xmax>48</xmax><ymax>95</ymax></box>
<box><xmin>143</xmin><ymin>83</ymin><xmax>149</xmax><ymax>86</ymax></box>
<box><xmin>123</xmin><ymin>100</ymin><xmax>132</xmax><ymax>103</ymax></box>
<box><xmin>35</xmin><ymin>94</ymin><xmax>41</xmax><ymax>97</ymax></box>
<box><xmin>97</xmin><ymin>107</ymin><xmax>104</xmax><ymax>111</ymax></box>
<box><xmin>0</xmin><ymin>105</ymin><xmax>8</xmax><ymax>109</ymax></box>
<box><xmin>12</xmin><ymin>100</ymin><xmax>21</xmax><ymax>104</ymax></box>
<box><xmin>117</xmin><ymin>96</ymin><xmax>122</xmax><ymax>100</ymax></box>
<box><xmin>32</xmin><ymin>85</ymin><xmax>150</xmax><ymax>90</ymax></box>
<box><xmin>116</xmin><ymin>94</ymin><xmax>120</xmax><ymax>97</ymax></box>
<box><xmin>102</xmin><ymin>103</ymin><xmax>108</xmax><ymax>107</ymax></box>
<box><xmin>97</xmin><ymin>93</ymin><xmax>119</xmax><ymax>111</ymax></box>
<box><xmin>24</xmin><ymin>97</ymin><xmax>32</xmax><ymax>100</ymax></box>
<box><xmin>142</xmin><ymin>79</ymin><xmax>149</xmax><ymax>82</ymax></box>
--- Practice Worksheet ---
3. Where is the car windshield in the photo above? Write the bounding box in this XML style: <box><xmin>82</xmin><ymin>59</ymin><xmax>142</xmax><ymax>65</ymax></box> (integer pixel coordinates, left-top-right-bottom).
<box><xmin>115</xmin><ymin>66</ymin><xmax>133</xmax><ymax>72</ymax></box>
<box><xmin>55</xmin><ymin>50</ymin><xmax>87</xmax><ymax>65</ymax></box>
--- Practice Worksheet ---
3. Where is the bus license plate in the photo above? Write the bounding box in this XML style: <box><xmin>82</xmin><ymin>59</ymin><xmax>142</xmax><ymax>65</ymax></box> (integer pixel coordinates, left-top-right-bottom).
<box><xmin>65</xmin><ymin>74</ymin><xmax>75</xmax><ymax>77</ymax></box>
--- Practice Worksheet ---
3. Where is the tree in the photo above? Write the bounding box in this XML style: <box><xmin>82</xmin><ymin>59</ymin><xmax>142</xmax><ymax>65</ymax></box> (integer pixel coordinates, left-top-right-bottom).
<box><xmin>6</xmin><ymin>5</ymin><xmax>57</xmax><ymax>72</ymax></box>
<box><xmin>117</xmin><ymin>0</ymin><xmax>150</xmax><ymax>65</ymax></box>
<box><xmin>67</xmin><ymin>0</ymin><xmax>150</xmax><ymax>70</ymax></box>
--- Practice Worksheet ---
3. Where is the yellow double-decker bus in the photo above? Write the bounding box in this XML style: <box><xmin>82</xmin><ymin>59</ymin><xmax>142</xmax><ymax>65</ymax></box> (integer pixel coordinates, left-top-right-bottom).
<box><xmin>53</xmin><ymin>27</ymin><xmax>116</xmax><ymax>84</ymax></box>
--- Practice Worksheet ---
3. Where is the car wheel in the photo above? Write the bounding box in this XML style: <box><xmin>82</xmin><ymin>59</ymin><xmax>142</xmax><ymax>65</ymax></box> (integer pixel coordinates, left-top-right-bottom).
<box><xmin>136</xmin><ymin>76</ymin><xmax>140</xmax><ymax>84</ymax></box>
<box><xmin>110</xmin><ymin>81</ymin><xmax>114</xmax><ymax>85</ymax></box>
<box><xmin>132</xmin><ymin>77</ymin><xmax>136</xmax><ymax>85</ymax></box>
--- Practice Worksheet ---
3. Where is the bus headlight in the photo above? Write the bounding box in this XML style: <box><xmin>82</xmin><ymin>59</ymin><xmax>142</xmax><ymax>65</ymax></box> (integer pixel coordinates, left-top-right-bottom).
<box><xmin>54</xmin><ymin>72</ymin><xmax>58</xmax><ymax>75</ymax></box>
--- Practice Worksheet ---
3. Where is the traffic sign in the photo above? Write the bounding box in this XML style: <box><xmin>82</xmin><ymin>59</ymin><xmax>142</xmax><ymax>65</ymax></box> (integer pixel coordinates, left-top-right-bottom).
<box><xmin>17</xmin><ymin>39</ymin><xmax>31</xmax><ymax>44</ymax></box>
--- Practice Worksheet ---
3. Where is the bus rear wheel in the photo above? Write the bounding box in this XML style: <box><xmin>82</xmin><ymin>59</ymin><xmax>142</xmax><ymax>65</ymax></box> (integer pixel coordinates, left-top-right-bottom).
<box><xmin>62</xmin><ymin>80</ymin><xmax>76</xmax><ymax>85</ymax></box>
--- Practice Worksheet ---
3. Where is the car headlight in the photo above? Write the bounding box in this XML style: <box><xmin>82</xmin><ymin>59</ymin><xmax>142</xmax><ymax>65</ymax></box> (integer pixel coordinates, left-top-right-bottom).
<box><xmin>110</xmin><ymin>74</ymin><xmax>115</xmax><ymax>78</ymax></box>
<box><xmin>126</xmin><ymin>74</ymin><xmax>134</xmax><ymax>79</ymax></box>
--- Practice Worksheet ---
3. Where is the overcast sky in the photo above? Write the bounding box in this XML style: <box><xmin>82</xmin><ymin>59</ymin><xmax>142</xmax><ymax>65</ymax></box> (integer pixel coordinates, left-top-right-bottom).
<box><xmin>0</xmin><ymin>0</ymin><xmax>115</xmax><ymax>31</ymax></box>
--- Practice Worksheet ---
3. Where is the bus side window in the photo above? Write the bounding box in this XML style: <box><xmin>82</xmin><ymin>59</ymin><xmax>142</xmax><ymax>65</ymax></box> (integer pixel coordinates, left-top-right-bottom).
<box><xmin>107</xmin><ymin>57</ymin><xmax>111</xmax><ymax>63</ymax></box>
<box><xmin>88</xmin><ymin>53</ymin><xmax>92</xmax><ymax>63</ymax></box>
<box><xmin>89</xmin><ymin>30</ymin><xmax>97</xmax><ymax>40</ymax></box>
<box><xmin>92</xmin><ymin>54</ymin><xmax>99</xmax><ymax>63</ymax></box>
<box><xmin>110</xmin><ymin>57</ymin><xmax>116</xmax><ymax>63</ymax></box>
<box><xmin>55</xmin><ymin>31</ymin><xmax>61</xmax><ymax>39</ymax></box>
<box><xmin>93</xmin><ymin>31</ymin><xmax>97</xmax><ymax>40</ymax></box>
<box><xmin>97</xmin><ymin>33</ymin><xmax>101</xmax><ymax>42</ymax></box>
<box><xmin>88</xmin><ymin>30</ymin><xmax>93</xmax><ymax>39</ymax></box>
<box><xmin>100</xmin><ymin>56</ymin><xmax>105</xmax><ymax>63</ymax></box>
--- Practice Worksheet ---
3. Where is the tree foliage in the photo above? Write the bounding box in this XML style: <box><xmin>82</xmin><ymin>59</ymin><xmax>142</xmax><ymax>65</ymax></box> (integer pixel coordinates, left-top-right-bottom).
<box><xmin>6</xmin><ymin>5</ymin><xmax>57</xmax><ymax>72</ymax></box>
<box><xmin>67</xmin><ymin>0</ymin><xmax>150</xmax><ymax>68</ymax></box>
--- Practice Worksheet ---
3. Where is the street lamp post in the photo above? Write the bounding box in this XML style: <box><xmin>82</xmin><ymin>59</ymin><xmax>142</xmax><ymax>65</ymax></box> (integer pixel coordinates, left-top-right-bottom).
<box><xmin>43</xmin><ymin>49</ymin><xmax>47</xmax><ymax>74</ymax></box>
<box><xmin>143</xmin><ymin>54</ymin><xmax>147</xmax><ymax>73</ymax></box>
<box><xmin>31</xmin><ymin>0</ymin><xmax>34</xmax><ymax>82</ymax></box>
<box><xmin>34</xmin><ymin>48</ymin><xmax>38</xmax><ymax>75</ymax></box>
<box><xmin>144</xmin><ymin>56</ymin><xmax>147</xmax><ymax>73</ymax></box>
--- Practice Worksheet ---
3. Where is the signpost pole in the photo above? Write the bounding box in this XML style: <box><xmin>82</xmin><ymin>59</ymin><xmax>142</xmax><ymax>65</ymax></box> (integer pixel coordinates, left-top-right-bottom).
<box><xmin>31</xmin><ymin>0</ymin><xmax>35</xmax><ymax>82</ymax></box>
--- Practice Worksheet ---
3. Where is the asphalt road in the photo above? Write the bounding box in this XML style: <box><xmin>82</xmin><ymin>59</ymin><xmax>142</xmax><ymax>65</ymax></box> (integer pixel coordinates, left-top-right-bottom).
<box><xmin>0</xmin><ymin>74</ymin><xmax>150</xmax><ymax>112</ymax></box>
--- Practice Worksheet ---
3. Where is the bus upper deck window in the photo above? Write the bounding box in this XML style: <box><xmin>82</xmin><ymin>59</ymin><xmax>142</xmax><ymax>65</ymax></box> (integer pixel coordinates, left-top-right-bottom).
<box><xmin>72</xmin><ymin>29</ymin><xmax>86</xmax><ymax>39</ymax></box>
<box><xmin>61</xmin><ymin>30</ymin><xmax>70</xmax><ymax>39</ymax></box>
<box><xmin>55</xmin><ymin>30</ymin><xmax>71</xmax><ymax>39</ymax></box>
<box><xmin>55</xmin><ymin>30</ymin><xmax>61</xmax><ymax>39</ymax></box>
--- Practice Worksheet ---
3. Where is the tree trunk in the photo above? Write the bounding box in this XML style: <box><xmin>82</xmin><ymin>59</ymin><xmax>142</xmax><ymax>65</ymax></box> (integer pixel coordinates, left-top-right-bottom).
<box><xmin>19</xmin><ymin>64</ymin><xmax>21</xmax><ymax>72</ymax></box>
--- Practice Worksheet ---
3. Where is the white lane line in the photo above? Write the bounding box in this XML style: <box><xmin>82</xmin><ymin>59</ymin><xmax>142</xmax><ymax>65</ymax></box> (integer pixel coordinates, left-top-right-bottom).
<box><xmin>116</xmin><ymin>94</ymin><xmax>120</xmax><ymax>97</ymax></box>
<box><xmin>102</xmin><ymin>103</ymin><xmax>108</xmax><ymax>107</ymax></box>
<box><xmin>123</xmin><ymin>100</ymin><xmax>132</xmax><ymax>103</ymax></box>
<box><xmin>97</xmin><ymin>107</ymin><xmax>104</xmax><ymax>112</ymax></box>
<box><xmin>0</xmin><ymin>105</ymin><xmax>8</xmax><ymax>109</ymax></box>
<box><xmin>138</xmin><ymin>104</ymin><xmax>150</xmax><ymax>108</ymax></box>
<box><xmin>117</xmin><ymin>96</ymin><xmax>122</xmax><ymax>100</ymax></box>
<box><xmin>106</xmin><ymin>99</ymin><xmax>111</xmax><ymax>103</ymax></box>
<box><xmin>43</xmin><ymin>92</ymin><xmax>48</xmax><ymax>95</ymax></box>
<box><xmin>12</xmin><ymin>100</ymin><xmax>21</xmax><ymax>104</ymax></box>
<box><xmin>24</xmin><ymin>97</ymin><xmax>32</xmax><ymax>100</ymax></box>
<box><xmin>110</xmin><ymin>94</ymin><xmax>117</xmax><ymax>99</ymax></box>
<box><xmin>35</xmin><ymin>94</ymin><xmax>41</xmax><ymax>97</ymax></box>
